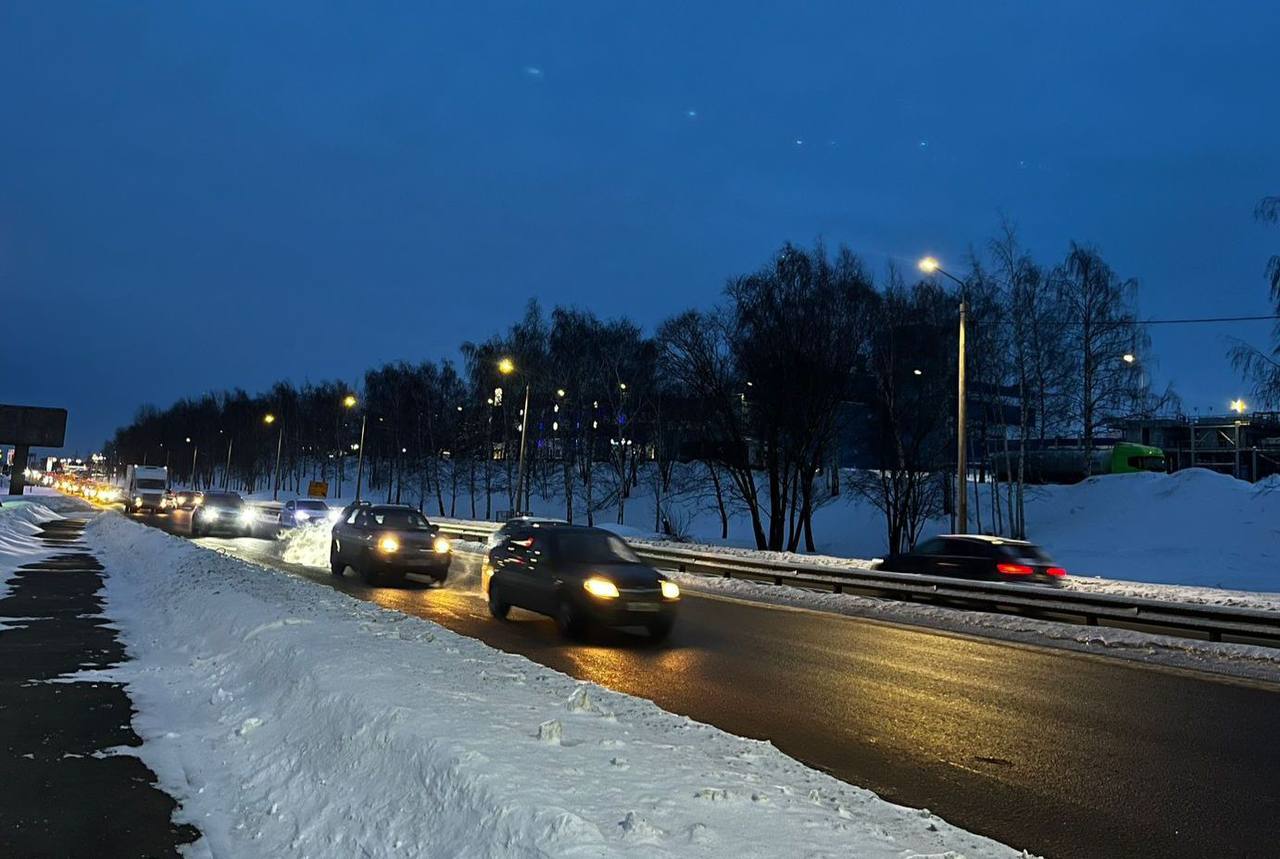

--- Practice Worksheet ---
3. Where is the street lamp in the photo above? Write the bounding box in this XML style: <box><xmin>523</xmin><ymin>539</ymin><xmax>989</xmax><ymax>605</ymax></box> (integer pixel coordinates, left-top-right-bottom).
<box><xmin>499</xmin><ymin>357</ymin><xmax>531</xmax><ymax>514</ymax></box>
<box><xmin>919</xmin><ymin>255</ymin><xmax>970</xmax><ymax>534</ymax></box>
<box><xmin>1123</xmin><ymin>353</ymin><xmax>1136</xmax><ymax>364</ymax></box>
<box><xmin>264</xmin><ymin>413</ymin><xmax>283</xmax><ymax>501</ymax></box>
<box><xmin>185</xmin><ymin>437</ymin><xmax>198</xmax><ymax>490</ymax></box>
<box><xmin>1230</xmin><ymin>399</ymin><xmax>1248</xmax><ymax>415</ymax></box>
<box><xmin>343</xmin><ymin>395</ymin><xmax>368</xmax><ymax>503</ymax></box>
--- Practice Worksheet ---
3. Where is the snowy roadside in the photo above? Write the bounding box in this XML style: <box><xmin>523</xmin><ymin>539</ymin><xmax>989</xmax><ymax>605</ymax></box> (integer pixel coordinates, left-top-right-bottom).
<box><xmin>0</xmin><ymin>501</ymin><xmax>65</xmax><ymax>597</ymax></box>
<box><xmin>83</xmin><ymin>513</ymin><xmax>1027</xmax><ymax>859</ymax></box>
<box><xmin>667</xmin><ymin>572</ymin><xmax>1280</xmax><ymax>683</ymax></box>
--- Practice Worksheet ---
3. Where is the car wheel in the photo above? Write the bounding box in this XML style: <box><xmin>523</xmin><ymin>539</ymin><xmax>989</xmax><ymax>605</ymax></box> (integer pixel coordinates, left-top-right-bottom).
<box><xmin>329</xmin><ymin>544</ymin><xmax>344</xmax><ymax>577</ymax></box>
<box><xmin>554</xmin><ymin>598</ymin><xmax>586</xmax><ymax>639</ymax></box>
<box><xmin>488</xmin><ymin>584</ymin><xmax>510</xmax><ymax>620</ymax></box>
<box><xmin>647</xmin><ymin>617</ymin><xmax>675</xmax><ymax>642</ymax></box>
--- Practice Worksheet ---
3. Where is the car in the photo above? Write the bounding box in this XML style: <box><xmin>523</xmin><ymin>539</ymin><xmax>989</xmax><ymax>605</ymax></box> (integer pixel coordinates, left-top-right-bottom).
<box><xmin>173</xmin><ymin>491</ymin><xmax>255</xmax><ymax>537</ymax></box>
<box><xmin>329</xmin><ymin>504</ymin><xmax>452</xmax><ymax>586</ymax></box>
<box><xmin>873</xmin><ymin>534</ymin><xmax>1066</xmax><ymax>586</ymax></box>
<box><xmin>279</xmin><ymin>498</ymin><xmax>334</xmax><ymax>528</ymax></box>
<box><xmin>484</xmin><ymin>523</ymin><xmax>680</xmax><ymax>640</ymax></box>
<box><xmin>483</xmin><ymin>515</ymin><xmax>570</xmax><ymax>551</ymax></box>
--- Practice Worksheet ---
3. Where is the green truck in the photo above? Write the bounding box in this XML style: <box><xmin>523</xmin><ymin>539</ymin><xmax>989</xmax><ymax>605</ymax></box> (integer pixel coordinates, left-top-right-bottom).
<box><xmin>992</xmin><ymin>442</ymin><xmax>1167</xmax><ymax>484</ymax></box>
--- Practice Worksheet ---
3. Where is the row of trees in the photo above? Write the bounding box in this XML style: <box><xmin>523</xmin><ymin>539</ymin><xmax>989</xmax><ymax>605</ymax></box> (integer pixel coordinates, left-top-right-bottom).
<box><xmin>106</xmin><ymin>231</ymin><xmax>1168</xmax><ymax>553</ymax></box>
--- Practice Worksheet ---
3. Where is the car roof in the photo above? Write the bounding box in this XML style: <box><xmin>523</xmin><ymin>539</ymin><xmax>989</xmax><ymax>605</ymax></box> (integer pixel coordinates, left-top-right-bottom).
<box><xmin>503</xmin><ymin>515</ymin><xmax>568</xmax><ymax>526</ymax></box>
<box><xmin>936</xmin><ymin>534</ymin><xmax>1037</xmax><ymax>547</ymax></box>
<box><xmin>366</xmin><ymin>504</ymin><xmax>423</xmax><ymax>514</ymax></box>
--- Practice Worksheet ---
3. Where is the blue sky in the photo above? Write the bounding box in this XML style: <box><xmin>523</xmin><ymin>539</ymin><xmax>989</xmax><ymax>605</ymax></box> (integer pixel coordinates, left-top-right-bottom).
<box><xmin>2</xmin><ymin>2</ymin><xmax>1277</xmax><ymax>453</ymax></box>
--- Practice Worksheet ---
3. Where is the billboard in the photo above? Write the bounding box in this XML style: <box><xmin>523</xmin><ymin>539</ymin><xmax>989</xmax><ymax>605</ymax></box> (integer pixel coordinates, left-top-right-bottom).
<box><xmin>0</xmin><ymin>405</ymin><xmax>68</xmax><ymax>447</ymax></box>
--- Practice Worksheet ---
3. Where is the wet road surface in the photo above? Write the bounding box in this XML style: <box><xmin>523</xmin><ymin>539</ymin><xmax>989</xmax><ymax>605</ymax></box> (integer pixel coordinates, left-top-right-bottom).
<box><xmin>140</xmin><ymin>511</ymin><xmax>1279</xmax><ymax>859</ymax></box>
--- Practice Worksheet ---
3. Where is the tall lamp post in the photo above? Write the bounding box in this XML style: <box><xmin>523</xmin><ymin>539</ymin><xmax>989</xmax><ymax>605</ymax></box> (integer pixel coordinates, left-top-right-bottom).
<box><xmin>919</xmin><ymin>256</ymin><xmax>970</xmax><ymax>534</ymax></box>
<box><xmin>185</xmin><ymin>437</ymin><xmax>198</xmax><ymax>490</ymax></box>
<box><xmin>264</xmin><ymin>413</ymin><xmax>283</xmax><ymax>501</ymax></box>
<box><xmin>498</xmin><ymin>357</ymin><xmax>531</xmax><ymax>515</ymax></box>
<box><xmin>343</xmin><ymin>394</ymin><xmax>367</xmax><ymax>503</ymax></box>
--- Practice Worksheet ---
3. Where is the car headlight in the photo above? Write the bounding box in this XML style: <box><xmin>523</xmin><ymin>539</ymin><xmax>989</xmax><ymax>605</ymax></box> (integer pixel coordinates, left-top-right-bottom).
<box><xmin>583</xmin><ymin>577</ymin><xmax>620</xmax><ymax>599</ymax></box>
<box><xmin>239</xmin><ymin>509</ymin><xmax>255</xmax><ymax>525</ymax></box>
<box><xmin>295</xmin><ymin>510</ymin><xmax>310</xmax><ymax>521</ymax></box>
<box><xmin>134</xmin><ymin>496</ymin><xmax>143</xmax><ymax>506</ymax></box>
<box><xmin>377</xmin><ymin>535</ymin><xmax>400</xmax><ymax>553</ymax></box>
<box><xmin>204</xmin><ymin>508</ymin><xmax>220</xmax><ymax>519</ymax></box>
<box><xmin>660</xmin><ymin>580</ymin><xmax>680</xmax><ymax>600</ymax></box>
<box><xmin>433</xmin><ymin>536</ymin><xmax>451</xmax><ymax>554</ymax></box>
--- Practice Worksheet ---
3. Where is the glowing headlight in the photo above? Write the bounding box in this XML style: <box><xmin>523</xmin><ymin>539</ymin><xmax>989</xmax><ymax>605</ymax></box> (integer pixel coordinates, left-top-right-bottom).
<box><xmin>583</xmin><ymin>577</ymin><xmax>620</xmax><ymax>599</ymax></box>
<box><xmin>328</xmin><ymin>510</ymin><xmax>342</xmax><ymax>523</ymax></box>
<box><xmin>238</xmin><ymin>509</ymin><xmax>255</xmax><ymax>525</ymax></box>
<box><xmin>134</xmin><ymin>496</ymin><xmax>143</xmax><ymax>506</ymax></box>
<box><xmin>295</xmin><ymin>510</ymin><xmax>310</xmax><ymax>521</ymax></box>
<box><xmin>432</xmin><ymin>536</ymin><xmax>451</xmax><ymax>554</ymax></box>
<box><xmin>660</xmin><ymin>580</ymin><xmax>680</xmax><ymax>600</ymax></box>
<box><xmin>377</xmin><ymin>535</ymin><xmax>400</xmax><ymax>553</ymax></box>
<box><xmin>204</xmin><ymin>508</ymin><xmax>220</xmax><ymax>519</ymax></box>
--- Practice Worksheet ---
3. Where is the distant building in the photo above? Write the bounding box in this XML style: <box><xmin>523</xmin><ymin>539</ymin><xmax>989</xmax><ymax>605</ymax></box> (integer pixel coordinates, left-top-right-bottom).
<box><xmin>1122</xmin><ymin>412</ymin><xmax>1280</xmax><ymax>482</ymax></box>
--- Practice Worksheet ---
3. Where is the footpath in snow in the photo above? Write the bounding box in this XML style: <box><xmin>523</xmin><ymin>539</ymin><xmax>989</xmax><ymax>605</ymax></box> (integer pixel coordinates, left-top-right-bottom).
<box><xmin>85</xmin><ymin>512</ymin><xmax>1027</xmax><ymax>858</ymax></box>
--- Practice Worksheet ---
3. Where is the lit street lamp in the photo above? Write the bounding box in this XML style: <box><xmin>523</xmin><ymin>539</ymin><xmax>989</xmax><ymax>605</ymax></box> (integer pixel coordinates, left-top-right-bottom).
<box><xmin>499</xmin><ymin>357</ymin><xmax>531</xmax><ymax>514</ymax></box>
<box><xmin>343</xmin><ymin>395</ymin><xmax>368</xmax><ymax>503</ymax></box>
<box><xmin>1230</xmin><ymin>398</ymin><xmax>1248</xmax><ymax>415</ymax></box>
<box><xmin>1123</xmin><ymin>353</ymin><xmax>1136</xmax><ymax>364</ymax></box>
<box><xmin>185</xmin><ymin>437</ymin><xmax>198</xmax><ymax>490</ymax></box>
<box><xmin>919</xmin><ymin>255</ymin><xmax>970</xmax><ymax>534</ymax></box>
<box><xmin>264</xmin><ymin>413</ymin><xmax>283</xmax><ymax>501</ymax></box>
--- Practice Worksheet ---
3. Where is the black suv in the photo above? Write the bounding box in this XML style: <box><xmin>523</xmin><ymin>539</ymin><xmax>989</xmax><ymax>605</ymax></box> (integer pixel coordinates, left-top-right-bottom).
<box><xmin>875</xmin><ymin>535</ymin><xmax>1066</xmax><ymax>586</ymax></box>
<box><xmin>330</xmin><ymin>504</ymin><xmax>452</xmax><ymax>586</ymax></box>
<box><xmin>485</xmin><ymin>523</ymin><xmax>679</xmax><ymax>640</ymax></box>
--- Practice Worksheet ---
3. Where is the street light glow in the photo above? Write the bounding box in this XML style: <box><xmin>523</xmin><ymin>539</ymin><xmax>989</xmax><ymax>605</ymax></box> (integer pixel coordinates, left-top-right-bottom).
<box><xmin>498</xmin><ymin>357</ymin><xmax>516</xmax><ymax>375</ymax></box>
<box><xmin>918</xmin><ymin>256</ymin><xmax>940</xmax><ymax>273</ymax></box>
<box><xmin>556</xmin><ymin>388</ymin><xmax>566</xmax><ymax>397</ymax></box>
<box><xmin>1123</xmin><ymin>353</ymin><xmax>1136</xmax><ymax>364</ymax></box>
<box><xmin>1230</xmin><ymin>398</ymin><xmax>1248</xmax><ymax>414</ymax></box>
<box><xmin>263</xmin><ymin>413</ymin><xmax>276</xmax><ymax>424</ymax></box>
<box><xmin>343</xmin><ymin>394</ymin><xmax>358</xmax><ymax>409</ymax></box>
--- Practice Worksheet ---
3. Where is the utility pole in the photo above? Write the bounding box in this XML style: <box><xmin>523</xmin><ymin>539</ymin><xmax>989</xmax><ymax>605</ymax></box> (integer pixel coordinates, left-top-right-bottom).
<box><xmin>956</xmin><ymin>300</ymin><xmax>968</xmax><ymax>534</ymax></box>
<box><xmin>272</xmin><ymin>424</ymin><xmax>283</xmax><ymax>500</ymax></box>
<box><xmin>515</xmin><ymin>383</ymin><xmax>530</xmax><ymax>514</ymax></box>
<box><xmin>354</xmin><ymin>412</ymin><xmax>367</xmax><ymax>503</ymax></box>
<box><xmin>224</xmin><ymin>436</ymin><xmax>234</xmax><ymax>490</ymax></box>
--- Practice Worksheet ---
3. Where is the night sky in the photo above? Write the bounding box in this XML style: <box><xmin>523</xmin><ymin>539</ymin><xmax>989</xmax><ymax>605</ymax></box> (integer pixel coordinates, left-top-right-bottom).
<box><xmin>3</xmin><ymin>2</ymin><xmax>1278</xmax><ymax>454</ymax></box>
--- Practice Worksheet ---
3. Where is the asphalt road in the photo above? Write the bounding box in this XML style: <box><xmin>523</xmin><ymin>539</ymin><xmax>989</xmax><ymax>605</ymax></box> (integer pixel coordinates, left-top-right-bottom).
<box><xmin>139</xmin><ymin>512</ymin><xmax>1280</xmax><ymax>859</ymax></box>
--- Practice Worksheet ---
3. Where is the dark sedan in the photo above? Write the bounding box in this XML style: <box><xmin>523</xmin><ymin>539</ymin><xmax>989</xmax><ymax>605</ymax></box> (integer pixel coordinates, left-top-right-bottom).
<box><xmin>484</xmin><ymin>524</ymin><xmax>680</xmax><ymax>640</ymax></box>
<box><xmin>183</xmin><ymin>491</ymin><xmax>255</xmax><ymax>537</ymax></box>
<box><xmin>329</xmin><ymin>504</ymin><xmax>451</xmax><ymax>586</ymax></box>
<box><xmin>875</xmin><ymin>534</ymin><xmax>1066</xmax><ymax>586</ymax></box>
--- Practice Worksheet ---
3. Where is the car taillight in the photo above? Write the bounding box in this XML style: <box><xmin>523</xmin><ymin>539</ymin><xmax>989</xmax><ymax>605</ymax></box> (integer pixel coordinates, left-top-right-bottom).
<box><xmin>1047</xmin><ymin>566</ymin><xmax>1067</xmax><ymax>577</ymax></box>
<box><xmin>996</xmin><ymin>563</ymin><xmax>1034</xmax><ymax>576</ymax></box>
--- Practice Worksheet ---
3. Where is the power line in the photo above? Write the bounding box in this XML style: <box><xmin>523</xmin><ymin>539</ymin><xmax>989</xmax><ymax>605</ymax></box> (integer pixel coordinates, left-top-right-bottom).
<box><xmin>970</xmin><ymin>313</ymin><xmax>1280</xmax><ymax>328</ymax></box>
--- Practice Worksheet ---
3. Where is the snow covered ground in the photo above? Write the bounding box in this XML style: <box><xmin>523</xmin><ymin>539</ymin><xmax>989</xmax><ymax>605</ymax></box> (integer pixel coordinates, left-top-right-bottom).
<box><xmin>81</xmin><ymin>512</ymin><xmax>1025</xmax><ymax>858</ymax></box>
<box><xmin>0</xmin><ymin>500</ymin><xmax>62</xmax><ymax>597</ymax></box>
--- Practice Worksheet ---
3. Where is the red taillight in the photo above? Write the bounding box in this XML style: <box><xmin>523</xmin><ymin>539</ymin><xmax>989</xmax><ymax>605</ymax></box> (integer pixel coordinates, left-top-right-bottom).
<box><xmin>1047</xmin><ymin>566</ymin><xmax>1066</xmax><ymax>577</ymax></box>
<box><xmin>996</xmin><ymin>563</ymin><xmax>1034</xmax><ymax>576</ymax></box>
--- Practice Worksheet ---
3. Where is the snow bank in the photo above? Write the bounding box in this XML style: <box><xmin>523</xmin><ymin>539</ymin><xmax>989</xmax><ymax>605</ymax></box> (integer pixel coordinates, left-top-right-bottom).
<box><xmin>1017</xmin><ymin>469</ymin><xmax>1280</xmax><ymax>590</ymax></box>
<box><xmin>85</xmin><ymin>514</ymin><xmax>1024</xmax><ymax>859</ymax></box>
<box><xmin>0</xmin><ymin>501</ymin><xmax>62</xmax><ymax>596</ymax></box>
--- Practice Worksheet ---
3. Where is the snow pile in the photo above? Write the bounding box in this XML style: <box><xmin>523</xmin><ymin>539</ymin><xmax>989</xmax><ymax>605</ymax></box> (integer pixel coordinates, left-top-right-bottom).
<box><xmin>85</xmin><ymin>514</ymin><xmax>1024</xmax><ymax>859</ymax></box>
<box><xmin>276</xmin><ymin>522</ymin><xmax>334</xmax><ymax>568</ymax></box>
<box><xmin>1018</xmin><ymin>469</ymin><xmax>1280</xmax><ymax>590</ymax></box>
<box><xmin>0</xmin><ymin>501</ymin><xmax>62</xmax><ymax>595</ymax></box>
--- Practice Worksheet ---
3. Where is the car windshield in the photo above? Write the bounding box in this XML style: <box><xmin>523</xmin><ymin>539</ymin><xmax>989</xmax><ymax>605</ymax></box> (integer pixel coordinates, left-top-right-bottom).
<box><xmin>370</xmin><ymin>510</ymin><xmax>431</xmax><ymax>530</ymax></box>
<box><xmin>554</xmin><ymin>531</ymin><xmax>641</xmax><ymax>564</ymax></box>
<box><xmin>135</xmin><ymin>479</ymin><xmax>166</xmax><ymax>490</ymax></box>
<box><xmin>297</xmin><ymin>500</ymin><xmax>328</xmax><ymax>511</ymax></box>
<box><xmin>205</xmin><ymin>494</ymin><xmax>243</xmax><ymax>508</ymax></box>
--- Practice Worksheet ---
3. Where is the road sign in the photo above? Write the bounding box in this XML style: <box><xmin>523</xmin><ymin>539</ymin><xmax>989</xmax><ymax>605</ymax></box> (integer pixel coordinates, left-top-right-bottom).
<box><xmin>1</xmin><ymin>405</ymin><xmax>67</xmax><ymax>496</ymax></box>
<box><xmin>307</xmin><ymin>480</ymin><xmax>329</xmax><ymax>498</ymax></box>
<box><xmin>0</xmin><ymin>405</ymin><xmax>67</xmax><ymax>447</ymax></box>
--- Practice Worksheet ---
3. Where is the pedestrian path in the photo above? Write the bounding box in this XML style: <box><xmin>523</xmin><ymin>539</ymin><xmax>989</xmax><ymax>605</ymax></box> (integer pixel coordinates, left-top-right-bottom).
<box><xmin>0</xmin><ymin>518</ymin><xmax>200</xmax><ymax>857</ymax></box>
